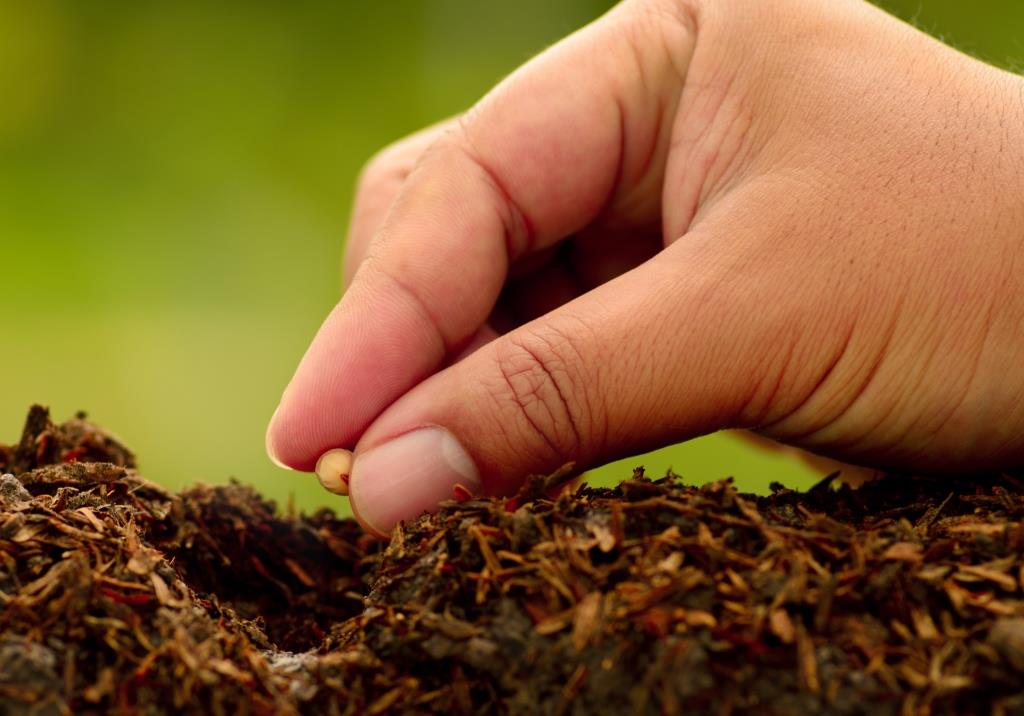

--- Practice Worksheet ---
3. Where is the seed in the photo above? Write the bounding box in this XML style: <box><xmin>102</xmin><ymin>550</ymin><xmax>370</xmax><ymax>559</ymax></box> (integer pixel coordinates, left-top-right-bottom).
<box><xmin>315</xmin><ymin>449</ymin><xmax>353</xmax><ymax>496</ymax></box>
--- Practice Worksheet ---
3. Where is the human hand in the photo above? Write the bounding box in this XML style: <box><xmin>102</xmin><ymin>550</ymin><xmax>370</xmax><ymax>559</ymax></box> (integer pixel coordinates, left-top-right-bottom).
<box><xmin>267</xmin><ymin>0</ymin><xmax>1024</xmax><ymax>535</ymax></box>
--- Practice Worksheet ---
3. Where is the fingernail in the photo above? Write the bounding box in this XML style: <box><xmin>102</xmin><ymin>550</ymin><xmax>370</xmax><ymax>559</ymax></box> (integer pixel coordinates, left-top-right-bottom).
<box><xmin>349</xmin><ymin>427</ymin><xmax>480</xmax><ymax>535</ymax></box>
<box><xmin>265</xmin><ymin>405</ymin><xmax>292</xmax><ymax>470</ymax></box>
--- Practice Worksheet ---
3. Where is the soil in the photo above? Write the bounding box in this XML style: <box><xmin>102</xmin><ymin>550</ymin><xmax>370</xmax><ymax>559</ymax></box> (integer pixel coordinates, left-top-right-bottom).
<box><xmin>2</xmin><ymin>406</ymin><xmax>1024</xmax><ymax>715</ymax></box>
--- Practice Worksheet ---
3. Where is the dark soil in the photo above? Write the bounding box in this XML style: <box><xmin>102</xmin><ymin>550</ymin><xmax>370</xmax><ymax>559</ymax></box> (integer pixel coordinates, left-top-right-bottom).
<box><xmin>2</xmin><ymin>406</ymin><xmax>1024</xmax><ymax>715</ymax></box>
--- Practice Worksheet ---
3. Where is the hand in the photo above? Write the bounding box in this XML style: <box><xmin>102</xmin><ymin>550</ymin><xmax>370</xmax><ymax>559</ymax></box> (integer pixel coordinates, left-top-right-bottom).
<box><xmin>266</xmin><ymin>0</ymin><xmax>1024</xmax><ymax>535</ymax></box>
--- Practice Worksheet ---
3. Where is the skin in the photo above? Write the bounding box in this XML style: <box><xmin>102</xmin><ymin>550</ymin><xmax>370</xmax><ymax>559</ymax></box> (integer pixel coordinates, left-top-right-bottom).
<box><xmin>266</xmin><ymin>0</ymin><xmax>1024</xmax><ymax>536</ymax></box>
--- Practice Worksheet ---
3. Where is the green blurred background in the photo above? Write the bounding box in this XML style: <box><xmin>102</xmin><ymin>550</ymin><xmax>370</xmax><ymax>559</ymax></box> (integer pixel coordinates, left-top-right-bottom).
<box><xmin>2</xmin><ymin>0</ymin><xmax>1021</xmax><ymax>514</ymax></box>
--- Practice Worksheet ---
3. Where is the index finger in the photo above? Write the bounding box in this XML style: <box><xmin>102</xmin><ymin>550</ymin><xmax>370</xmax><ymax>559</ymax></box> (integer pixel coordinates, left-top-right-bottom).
<box><xmin>343</xmin><ymin>117</ymin><xmax>462</xmax><ymax>287</ymax></box>
<box><xmin>267</xmin><ymin>1</ymin><xmax>694</xmax><ymax>470</ymax></box>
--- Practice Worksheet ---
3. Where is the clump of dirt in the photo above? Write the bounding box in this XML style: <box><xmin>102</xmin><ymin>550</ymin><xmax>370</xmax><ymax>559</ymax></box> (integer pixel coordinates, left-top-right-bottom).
<box><xmin>2</xmin><ymin>406</ymin><xmax>1024</xmax><ymax>715</ymax></box>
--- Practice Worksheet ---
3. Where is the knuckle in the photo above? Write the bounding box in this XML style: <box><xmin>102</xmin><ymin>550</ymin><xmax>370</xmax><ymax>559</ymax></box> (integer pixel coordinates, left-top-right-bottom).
<box><xmin>354</xmin><ymin>150</ymin><xmax>399</xmax><ymax>198</ymax></box>
<box><xmin>492</xmin><ymin>328</ymin><xmax>590</xmax><ymax>461</ymax></box>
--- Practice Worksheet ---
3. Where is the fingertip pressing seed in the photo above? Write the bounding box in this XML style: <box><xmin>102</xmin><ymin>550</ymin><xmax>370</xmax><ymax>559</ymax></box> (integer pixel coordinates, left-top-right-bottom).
<box><xmin>315</xmin><ymin>448</ymin><xmax>353</xmax><ymax>496</ymax></box>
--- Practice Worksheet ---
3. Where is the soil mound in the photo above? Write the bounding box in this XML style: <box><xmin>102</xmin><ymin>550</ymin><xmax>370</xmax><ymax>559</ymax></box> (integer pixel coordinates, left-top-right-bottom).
<box><xmin>2</xmin><ymin>406</ymin><xmax>1023</xmax><ymax>715</ymax></box>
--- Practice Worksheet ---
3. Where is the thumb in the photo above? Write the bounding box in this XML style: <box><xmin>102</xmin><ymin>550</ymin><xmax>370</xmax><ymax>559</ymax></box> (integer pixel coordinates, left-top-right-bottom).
<box><xmin>346</xmin><ymin>239</ymin><xmax>775</xmax><ymax>536</ymax></box>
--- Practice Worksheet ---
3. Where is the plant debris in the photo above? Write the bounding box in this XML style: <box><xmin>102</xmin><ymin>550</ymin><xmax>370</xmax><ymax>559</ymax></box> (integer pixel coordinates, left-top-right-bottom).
<box><xmin>2</xmin><ymin>406</ymin><xmax>1024</xmax><ymax>714</ymax></box>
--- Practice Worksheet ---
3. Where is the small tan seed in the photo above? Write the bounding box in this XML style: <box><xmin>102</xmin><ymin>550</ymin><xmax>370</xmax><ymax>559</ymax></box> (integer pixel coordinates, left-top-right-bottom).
<box><xmin>315</xmin><ymin>448</ymin><xmax>353</xmax><ymax>496</ymax></box>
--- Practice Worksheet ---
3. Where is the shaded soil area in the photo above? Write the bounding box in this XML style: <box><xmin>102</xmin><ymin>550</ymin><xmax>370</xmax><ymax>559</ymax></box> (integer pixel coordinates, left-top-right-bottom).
<box><xmin>2</xmin><ymin>406</ymin><xmax>1024</xmax><ymax>715</ymax></box>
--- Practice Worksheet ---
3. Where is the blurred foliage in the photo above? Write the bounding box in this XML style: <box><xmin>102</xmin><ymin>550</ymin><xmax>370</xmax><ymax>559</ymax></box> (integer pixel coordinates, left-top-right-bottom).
<box><xmin>1</xmin><ymin>0</ymin><xmax>1020</xmax><ymax>514</ymax></box>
